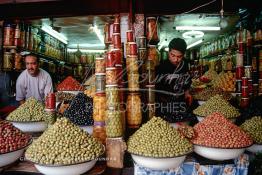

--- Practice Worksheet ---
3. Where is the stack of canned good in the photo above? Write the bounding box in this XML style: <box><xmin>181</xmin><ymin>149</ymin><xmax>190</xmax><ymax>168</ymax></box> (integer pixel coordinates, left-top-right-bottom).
<box><xmin>125</xmin><ymin>30</ymin><xmax>142</xmax><ymax>128</ymax></box>
<box><xmin>93</xmin><ymin>56</ymin><xmax>107</xmax><ymax>144</ymax></box>
<box><xmin>103</xmin><ymin>19</ymin><xmax>124</xmax><ymax>138</ymax></box>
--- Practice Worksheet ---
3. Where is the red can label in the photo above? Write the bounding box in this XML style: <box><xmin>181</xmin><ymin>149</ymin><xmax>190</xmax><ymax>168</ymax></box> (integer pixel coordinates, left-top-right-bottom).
<box><xmin>236</xmin><ymin>66</ymin><xmax>244</xmax><ymax>79</ymax></box>
<box><xmin>112</xmin><ymin>33</ymin><xmax>121</xmax><ymax>49</ymax></box>
<box><xmin>112</xmin><ymin>49</ymin><xmax>122</xmax><ymax>65</ymax></box>
<box><xmin>241</xmin><ymin>87</ymin><xmax>249</xmax><ymax>98</ymax></box>
<box><xmin>129</xmin><ymin>42</ymin><xmax>137</xmax><ymax>55</ymax></box>
<box><xmin>113</xmin><ymin>23</ymin><xmax>120</xmax><ymax>33</ymax></box>
<box><xmin>106</xmin><ymin>52</ymin><xmax>116</xmax><ymax>67</ymax></box>
<box><xmin>126</xmin><ymin>30</ymin><xmax>134</xmax><ymax>42</ymax></box>
<box><xmin>45</xmin><ymin>93</ymin><xmax>56</xmax><ymax>109</ymax></box>
<box><xmin>240</xmin><ymin>98</ymin><xmax>249</xmax><ymax>108</ymax></box>
<box><xmin>241</xmin><ymin>77</ymin><xmax>248</xmax><ymax>86</ymax></box>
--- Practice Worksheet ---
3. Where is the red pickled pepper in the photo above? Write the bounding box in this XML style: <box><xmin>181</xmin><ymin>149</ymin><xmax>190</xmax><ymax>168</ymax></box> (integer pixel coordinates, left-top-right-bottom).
<box><xmin>56</xmin><ymin>76</ymin><xmax>84</xmax><ymax>91</ymax></box>
<box><xmin>0</xmin><ymin>120</ymin><xmax>31</xmax><ymax>154</ymax></box>
<box><xmin>191</xmin><ymin>112</ymin><xmax>253</xmax><ymax>148</ymax></box>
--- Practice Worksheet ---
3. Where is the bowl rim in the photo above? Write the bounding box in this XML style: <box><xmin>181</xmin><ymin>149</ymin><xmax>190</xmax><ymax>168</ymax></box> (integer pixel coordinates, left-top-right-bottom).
<box><xmin>26</xmin><ymin>144</ymin><xmax>105</xmax><ymax>167</ymax></box>
<box><xmin>193</xmin><ymin>143</ymin><xmax>253</xmax><ymax>149</ymax></box>
<box><xmin>6</xmin><ymin>119</ymin><xmax>46</xmax><ymax>123</ymax></box>
<box><xmin>127</xmin><ymin>150</ymin><xmax>193</xmax><ymax>159</ymax></box>
<box><xmin>0</xmin><ymin>137</ymin><xmax>33</xmax><ymax>155</ymax></box>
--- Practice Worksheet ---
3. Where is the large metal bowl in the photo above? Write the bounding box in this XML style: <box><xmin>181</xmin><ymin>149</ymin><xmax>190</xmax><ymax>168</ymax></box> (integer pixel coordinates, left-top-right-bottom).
<box><xmin>130</xmin><ymin>152</ymin><xmax>190</xmax><ymax>170</ymax></box>
<box><xmin>34</xmin><ymin>160</ymin><xmax>97</xmax><ymax>175</ymax></box>
<box><xmin>0</xmin><ymin>139</ymin><xmax>32</xmax><ymax>167</ymax></box>
<box><xmin>246</xmin><ymin>144</ymin><xmax>262</xmax><ymax>153</ymax></box>
<box><xmin>194</xmin><ymin>144</ymin><xmax>247</xmax><ymax>161</ymax></box>
<box><xmin>9</xmin><ymin>121</ymin><xmax>48</xmax><ymax>133</ymax></box>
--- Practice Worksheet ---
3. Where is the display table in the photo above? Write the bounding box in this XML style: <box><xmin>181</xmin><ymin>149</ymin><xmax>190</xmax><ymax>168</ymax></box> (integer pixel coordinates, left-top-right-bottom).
<box><xmin>134</xmin><ymin>154</ymin><xmax>249</xmax><ymax>175</ymax></box>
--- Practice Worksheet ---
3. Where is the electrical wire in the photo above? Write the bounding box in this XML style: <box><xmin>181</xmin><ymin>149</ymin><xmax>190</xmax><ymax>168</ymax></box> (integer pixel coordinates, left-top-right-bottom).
<box><xmin>182</xmin><ymin>0</ymin><xmax>217</xmax><ymax>14</ymax></box>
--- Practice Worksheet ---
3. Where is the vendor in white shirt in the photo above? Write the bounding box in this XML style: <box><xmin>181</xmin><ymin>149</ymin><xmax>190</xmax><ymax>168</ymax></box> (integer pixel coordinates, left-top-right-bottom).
<box><xmin>16</xmin><ymin>53</ymin><xmax>53</xmax><ymax>105</ymax></box>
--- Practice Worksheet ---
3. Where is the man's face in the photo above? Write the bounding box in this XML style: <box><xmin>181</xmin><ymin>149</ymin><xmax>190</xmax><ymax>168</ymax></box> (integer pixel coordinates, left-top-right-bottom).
<box><xmin>25</xmin><ymin>55</ymin><xmax>39</xmax><ymax>76</ymax></box>
<box><xmin>168</xmin><ymin>49</ymin><xmax>184</xmax><ymax>65</ymax></box>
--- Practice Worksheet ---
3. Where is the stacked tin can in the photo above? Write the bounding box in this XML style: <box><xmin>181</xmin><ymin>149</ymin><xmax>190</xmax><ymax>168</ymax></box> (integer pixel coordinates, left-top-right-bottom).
<box><xmin>125</xmin><ymin>30</ymin><xmax>142</xmax><ymax>128</ymax></box>
<box><xmin>92</xmin><ymin>56</ymin><xmax>107</xmax><ymax>144</ymax></box>
<box><xmin>236</xmin><ymin>28</ymin><xmax>253</xmax><ymax>108</ymax></box>
<box><xmin>103</xmin><ymin>18</ymin><xmax>125</xmax><ymax>138</ymax></box>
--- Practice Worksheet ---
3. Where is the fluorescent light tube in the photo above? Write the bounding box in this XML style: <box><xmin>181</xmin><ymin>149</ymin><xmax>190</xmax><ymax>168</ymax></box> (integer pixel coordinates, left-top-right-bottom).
<box><xmin>187</xmin><ymin>39</ymin><xmax>203</xmax><ymax>49</ymax></box>
<box><xmin>176</xmin><ymin>26</ymin><xmax>220</xmax><ymax>31</ymax></box>
<box><xmin>67</xmin><ymin>48</ymin><xmax>105</xmax><ymax>53</ymax></box>
<box><xmin>41</xmin><ymin>25</ymin><xmax>68</xmax><ymax>44</ymax></box>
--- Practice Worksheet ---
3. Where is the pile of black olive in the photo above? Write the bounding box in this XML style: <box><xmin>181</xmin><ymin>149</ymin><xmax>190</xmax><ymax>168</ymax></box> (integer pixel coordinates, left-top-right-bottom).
<box><xmin>64</xmin><ymin>93</ymin><xmax>94</xmax><ymax>126</ymax></box>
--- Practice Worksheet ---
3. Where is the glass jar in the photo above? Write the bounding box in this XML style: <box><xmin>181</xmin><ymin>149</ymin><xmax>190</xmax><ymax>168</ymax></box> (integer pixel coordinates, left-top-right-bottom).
<box><xmin>138</xmin><ymin>48</ymin><xmax>147</xmax><ymax>63</ymax></box>
<box><xmin>105</xmin><ymin>110</ymin><xmax>123</xmax><ymax>138</ymax></box>
<box><xmin>93</xmin><ymin>93</ymin><xmax>107</xmax><ymax>122</ymax></box>
<box><xmin>14</xmin><ymin>53</ymin><xmax>22</xmax><ymax>70</ymax></box>
<box><xmin>106</xmin><ymin>67</ymin><xmax>117</xmax><ymax>85</ymax></box>
<box><xmin>95</xmin><ymin>57</ymin><xmax>106</xmax><ymax>73</ymax></box>
<box><xmin>148</xmin><ymin>45</ymin><xmax>160</xmax><ymax>66</ymax></box>
<box><xmin>93</xmin><ymin>122</ymin><xmax>106</xmax><ymax>144</ymax></box>
<box><xmin>105</xmin><ymin>85</ymin><xmax>119</xmax><ymax>109</ymax></box>
<box><xmin>126</xmin><ymin>55</ymin><xmax>139</xmax><ymax>73</ymax></box>
<box><xmin>146</xmin><ymin>17</ymin><xmax>159</xmax><ymax>44</ymax></box>
<box><xmin>3</xmin><ymin>52</ymin><xmax>13</xmax><ymax>70</ymax></box>
<box><xmin>3</xmin><ymin>23</ymin><xmax>14</xmax><ymax>46</ymax></box>
<box><xmin>128</xmin><ymin>73</ymin><xmax>140</xmax><ymax>91</ymax></box>
<box><xmin>137</xmin><ymin>36</ymin><xmax>147</xmax><ymax>48</ymax></box>
<box><xmin>127</xmin><ymin>93</ymin><xmax>142</xmax><ymax>126</ymax></box>
<box><xmin>95</xmin><ymin>73</ymin><xmax>106</xmax><ymax>93</ymax></box>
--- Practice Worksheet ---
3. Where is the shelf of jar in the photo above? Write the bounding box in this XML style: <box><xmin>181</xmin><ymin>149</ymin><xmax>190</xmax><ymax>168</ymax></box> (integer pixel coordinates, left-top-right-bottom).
<box><xmin>200</xmin><ymin>46</ymin><xmax>238</xmax><ymax>60</ymax></box>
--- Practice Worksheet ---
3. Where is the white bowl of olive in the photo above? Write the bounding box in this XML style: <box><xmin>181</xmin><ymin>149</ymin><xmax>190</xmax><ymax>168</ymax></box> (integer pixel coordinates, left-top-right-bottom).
<box><xmin>9</xmin><ymin>121</ymin><xmax>48</xmax><ymax>133</ymax></box>
<box><xmin>246</xmin><ymin>144</ymin><xmax>262</xmax><ymax>153</ymax></box>
<box><xmin>33</xmin><ymin>159</ymin><xmax>97</xmax><ymax>175</ymax></box>
<box><xmin>194</xmin><ymin>144</ymin><xmax>246</xmax><ymax>161</ymax></box>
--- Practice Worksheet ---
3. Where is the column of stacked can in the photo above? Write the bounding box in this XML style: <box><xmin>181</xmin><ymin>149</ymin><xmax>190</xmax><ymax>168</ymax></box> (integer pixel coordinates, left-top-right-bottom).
<box><xmin>125</xmin><ymin>30</ymin><xmax>142</xmax><ymax>128</ymax></box>
<box><xmin>105</xmin><ymin>20</ymin><xmax>124</xmax><ymax>138</ymax></box>
<box><xmin>92</xmin><ymin>57</ymin><xmax>107</xmax><ymax>144</ymax></box>
<box><xmin>236</xmin><ymin>28</ymin><xmax>253</xmax><ymax>108</ymax></box>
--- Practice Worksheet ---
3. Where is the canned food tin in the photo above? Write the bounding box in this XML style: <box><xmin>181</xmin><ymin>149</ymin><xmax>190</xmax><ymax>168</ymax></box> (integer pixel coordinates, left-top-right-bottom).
<box><xmin>111</xmin><ymin>48</ymin><xmax>122</xmax><ymax>65</ymax></box>
<box><xmin>236</xmin><ymin>66</ymin><xmax>244</xmax><ymax>79</ymax></box>
<box><xmin>105</xmin><ymin>85</ymin><xmax>119</xmax><ymax>109</ymax></box>
<box><xmin>137</xmin><ymin>36</ymin><xmax>147</xmax><ymax>48</ymax></box>
<box><xmin>252</xmin><ymin>56</ymin><xmax>257</xmax><ymax>71</ymax></box>
<box><xmin>138</xmin><ymin>48</ymin><xmax>147</xmax><ymax>62</ymax></box>
<box><xmin>126</xmin><ymin>55</ymin><xmax>139</xmax><ymax>73</ymax></box>
<box><xmin>14</xmin><ymin>53</ymin><xmax>22</xmax><ymax>70</ymax></box>
<box><xmin>45</xmin><ymin>93</ymin><xmax>56</xmax><ymax>109</ymax></box>
<box><xmin>95</xmin><ymin>57</ymin><xmax>106</xmax><ymax>73</ymax></box>
<box><xmin>240</xmin><ymin>98</ymin><xmax>249</xmax><ymax>108</ymax></box>
<box><xmin>126</xmin><ymin>30</ymin><xmax>134</xmax><ymax>42</ymax></box>
<box><xmin>115</xmin><ymin>66</ymin><xmax>123</xmax><ymax>86</ymax></box>
<box><xmin>4</xmin><ymin>23</ymin><xmax>14</xmax><ymax>46</ymax></box>
<box><xmin>127</xmin><ymin>93</ymin><xmax>142</xmax><ymax>126</ymax></box>
<box><xmin>112</xmin><ymin>33</ymin><xmax>121</xmax><ymax>49</ymax></box>
<box><xmin>127</xmin><ymin>73</ymin><xmax>140</xmax><ymax>91</ymax></box>
<box><xmin>253</xmin><ymin>84</ymin><xmax>258</xmax><ymax>96</ymax></box>
<box><xmin>242</xmin><ymin>86</ymin><xmax>249</xmax><ymax>98</ymax></box>
<box><xmin>93</xmin><ymin>93</ymin><xmax>106</xmax><ymax>122</ymax></box>
<box><xmin>113</xmin><ymin>23</ymin><xmax>120</xmax><ymax>33</ymax></box>
<box><xmin>105</xmin><ymin>110</ymin><xmax>123</xmax><ymax>138</ymax></box>
<box><xmin>126</xmin><ymin>42</ymin><xmax>130</xmax><ymax>56</ymax></box>
<box><xmin>236</xmin><ymin>53</ymin><xmax>244</xmax><ymax>67</ymax></box>
<box><xmin>238</xmin><ymin>42</ymin><xmax>244</xmax><ymax>54</ymax></box>
<box><xmin>95</xmin><ymin>73</ymin><xmax>106</xmax><ymax>93</ymax></box>
<box><xmin>3</xmin><ymin>52</ymin><xmax>13</xmax><ymax>69</ymax></box>
<box><xmin>244</xmin><ymin>66</ymin><xmax>252</xmax><ymax>79</ymax></box>
<box><xmin>242</xmin><ymin>77</ymin><xmax>248</xmax><ymax>86</ymax></box>
<box><xmin>235</xmin><ymin>80</ymin><xmax>242</xmax><ymax>93</ymax></box>
<box><xmin>106</xmin><ymin>52</ymin><xmax>116</xmax><ymax>67</ymax></box>
<box><xmin>106</xmin><ymin>67</ymin><xmax>117</xmax><ymax>85</ymax></box>
<box><xmin>146</xmin><ymin>84</ymin><xmax>155</xmax><ymax>103</ymax></box>
<box><xmin>235</xmin><ymin>93</ymin><xmax>242</xmax><ymax>106</ymax></box>
<box><xmin>129</xmin><ymin>42</ymin><xmax>137</xmax><ymax>55</ymax></box>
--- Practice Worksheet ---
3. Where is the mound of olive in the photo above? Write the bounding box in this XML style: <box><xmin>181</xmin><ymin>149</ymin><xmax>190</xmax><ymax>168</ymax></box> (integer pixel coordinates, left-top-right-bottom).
<box><xmin>193</xmin><ymin>95</ymin><xmax>239</xmax><ymax>118</ymax></box>
<box><xmin>25</xmin><ymin>117</ymin><xmax>103</xmax><ymax>165</ymax></box>
<box><xmin>6</xmin><ymin>97</ymin><xmax>54</xmax><ymax>123</ymax></box>
<box><xmin>64</xmin><ymin>93</ymin><xmax>93</xmax><ymax>126</ymax></box>
<box><xmin>127</xmin><ymin>117</ymin><xmax>192</xmax><ymax>158</ymax></box>
<box><xmin>241</xmin><ymin>116</ymin><xmax>262</xmax><ymax>144</ymax></box>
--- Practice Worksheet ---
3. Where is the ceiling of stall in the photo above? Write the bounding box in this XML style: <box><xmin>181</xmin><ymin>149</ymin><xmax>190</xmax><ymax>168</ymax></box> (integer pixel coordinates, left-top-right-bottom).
<box><xmin>27</xmin><ymin>13</ymin><xmax>239</xmax><ymax>50</ymax></box>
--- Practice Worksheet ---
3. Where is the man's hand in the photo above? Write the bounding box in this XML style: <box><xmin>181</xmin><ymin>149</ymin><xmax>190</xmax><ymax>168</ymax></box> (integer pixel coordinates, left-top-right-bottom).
<box><xmin>19</xmin><ymin>100</ymin><xmax>25</xmax><ymax>106</ymax></box>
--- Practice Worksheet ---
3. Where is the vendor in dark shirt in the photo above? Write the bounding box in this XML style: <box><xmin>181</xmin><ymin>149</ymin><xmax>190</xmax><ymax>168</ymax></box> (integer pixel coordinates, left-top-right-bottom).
<box><xmin>155</xmin><ymin>38</ymin><xmax>192</xmax><ymax>123</ymax></box>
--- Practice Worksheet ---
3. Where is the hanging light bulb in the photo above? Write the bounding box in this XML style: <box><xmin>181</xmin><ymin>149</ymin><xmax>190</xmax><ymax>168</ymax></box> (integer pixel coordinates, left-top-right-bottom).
<box><xmin>219</xmin><ymin>0</ymin><xmax>228</xmax><ymax>29</ymax></box>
